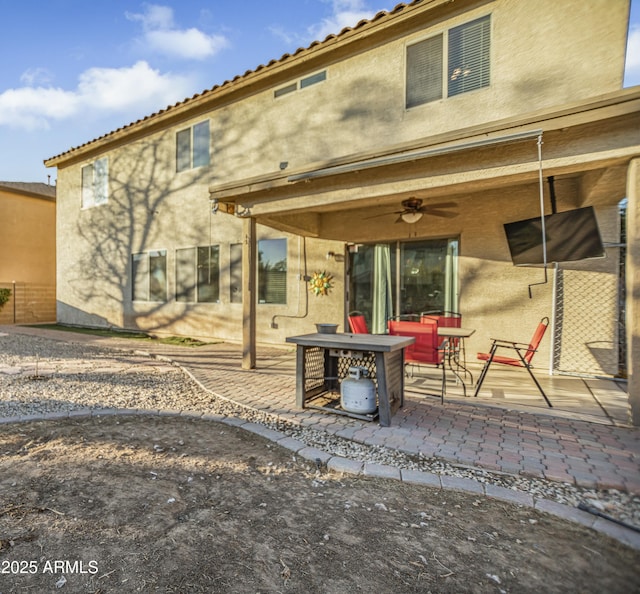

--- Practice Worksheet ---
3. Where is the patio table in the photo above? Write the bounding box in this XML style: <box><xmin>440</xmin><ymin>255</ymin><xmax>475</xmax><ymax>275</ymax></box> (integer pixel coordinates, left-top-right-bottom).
<box><xmin>286</xmin><ymin>332</ymin><xmax>414</xmax><ymax>426</ymax></box>
<box><xmin>437</xmin><ymin>327</ymin><xmax>475</xmax><ymax>396</ymax></box>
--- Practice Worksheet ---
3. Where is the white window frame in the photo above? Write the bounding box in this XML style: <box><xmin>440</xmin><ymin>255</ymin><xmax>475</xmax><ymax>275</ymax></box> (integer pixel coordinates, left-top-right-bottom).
<box><xmin>176</xmin><ymin>120</ymin><xmax>210</xmax><ymax>172</ymax></box>
<box><xmin>81</xmin><ymin>157</ymin><xmax>109</xmax><ymax>208</ymax></box>
<box><xmin>274</xmin><ymin>70</ymin><xmax>327</xmax><ymax>99</ymax></box>
<box><xmin>175</xmin><ymin>245</ymin><xmax>221</xmax><ymax>303</ymax></box>
<box><xmin>406</xmin><ymin>14</ymin><xmax>491</xmax><ymax>109</ymax></box>
<box><xmin>132</xmin><ymin>249</ymin><xmax>168</xmax><ymax>303</ymax></box>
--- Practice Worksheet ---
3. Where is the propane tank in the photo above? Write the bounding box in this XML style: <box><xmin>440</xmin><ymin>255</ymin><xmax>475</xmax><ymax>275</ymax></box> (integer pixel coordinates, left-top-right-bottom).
<box><xmin>340</xmin><ymin>366</ymin><xmax>377</xmax><ymax>414</ymax></box>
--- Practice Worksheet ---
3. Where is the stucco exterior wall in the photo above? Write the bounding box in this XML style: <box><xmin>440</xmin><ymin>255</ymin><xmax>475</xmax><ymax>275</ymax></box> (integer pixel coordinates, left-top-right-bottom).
<box><xmin>55</xmin><ymin>129</ymin><xmax>345</xmax><ymax>342</ymax></box>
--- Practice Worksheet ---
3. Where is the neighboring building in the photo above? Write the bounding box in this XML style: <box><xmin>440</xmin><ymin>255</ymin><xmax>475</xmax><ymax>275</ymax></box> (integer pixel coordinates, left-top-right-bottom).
<box><xmin>45</xmin><ymin>0</ymin><xmax>640</xmax><ymax>421</ymax></box>
<box><xmin>0</xmin><ymin>182</ymin><xmax>56</xmax><ymax>324</ymax></box>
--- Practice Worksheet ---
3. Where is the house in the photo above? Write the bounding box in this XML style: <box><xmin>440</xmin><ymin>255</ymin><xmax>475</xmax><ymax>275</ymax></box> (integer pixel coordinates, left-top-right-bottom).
<box><xmin>0</xmin><ymin>181</ymin><xmax>56</xmax><ymax>324</ymax></box>
<box><xmin>45</xmin><ymin>0</ymin><xmax>640</xmax><ymax>423</ymax></box>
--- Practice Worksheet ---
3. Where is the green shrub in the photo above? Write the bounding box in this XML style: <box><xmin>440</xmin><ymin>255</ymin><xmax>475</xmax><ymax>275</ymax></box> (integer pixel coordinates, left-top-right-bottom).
<box><xmin>0</xmin><ymin>288</ymin><xmax>10</xmax><ymax>310</ymax></box>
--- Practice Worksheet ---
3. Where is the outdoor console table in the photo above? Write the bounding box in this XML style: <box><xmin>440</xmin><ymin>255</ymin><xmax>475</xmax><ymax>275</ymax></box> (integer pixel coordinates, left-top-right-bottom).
<box><xmin>286</xmin><ymin>333</ymin><xmax>415</xmax><ymax>427</ymax></box>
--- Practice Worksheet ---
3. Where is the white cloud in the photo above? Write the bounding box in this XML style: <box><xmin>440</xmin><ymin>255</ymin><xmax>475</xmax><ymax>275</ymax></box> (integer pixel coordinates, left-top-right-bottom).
<box><xmin>20</xmin><ymin>67</ymin><xmax>54</xmax><ymax>87</ymax></box>
<box><xmin>624</xmin><ymin>25</ymin><xmax>640</xmax><ymax>87</ymax></box>
<box><xmin>127</xmin><ymin>4</ymin><xmax>174</xmax><ymax>31</ymax></box>
<box><xmin>309</xmin><ymin>0</ymin><xmax>378</xmax><ymax>41</ymax></box>
<box><xmin>77</xmin><ymin>61</ymin><xmax>191</xmax><ymax>110</ymax></box>
<box><xmin>0</xmin><ymin>87</ymin><xmax>79</xmax><ymax>130</ymax></box>
<box><xmin>270</xmin><ymin>0</ymin><xmax>384</xmax><ymax>47</ymax></box>
<box><xmin>126</xmin><ymin>4</ymin><xmax>228</xmax><ymax>60</ymax></box>
<box><xmin>0</xmin><ymin>61</ymin><xmax>193</xmax><ymax>130</ymax></box>
<box><xmin>145</xmin><ymin>28</ymin><xmax>228</xmax><ymax>60</ymax></box>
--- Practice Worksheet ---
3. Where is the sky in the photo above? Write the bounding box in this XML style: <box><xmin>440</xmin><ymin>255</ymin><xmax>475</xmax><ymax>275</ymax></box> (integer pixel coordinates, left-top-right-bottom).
<box><xmin>0</xmin><ymin>0</ymin><xmax>638</xmax><ymax>184</ymax></box>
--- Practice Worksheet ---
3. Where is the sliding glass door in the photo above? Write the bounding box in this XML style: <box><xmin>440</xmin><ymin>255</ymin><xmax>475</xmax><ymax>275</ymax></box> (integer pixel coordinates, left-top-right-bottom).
<box><xmin>348</xmin><ymin>238</ymin><xmax>458</xmax><ymax>333</ymax></box>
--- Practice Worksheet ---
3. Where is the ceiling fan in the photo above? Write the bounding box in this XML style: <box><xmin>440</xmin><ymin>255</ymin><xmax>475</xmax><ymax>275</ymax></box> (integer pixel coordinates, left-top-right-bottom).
<box><xmin>367</xmin><ymin>198</ymin><xmax>459</xmax><ymax>224</ymax></box>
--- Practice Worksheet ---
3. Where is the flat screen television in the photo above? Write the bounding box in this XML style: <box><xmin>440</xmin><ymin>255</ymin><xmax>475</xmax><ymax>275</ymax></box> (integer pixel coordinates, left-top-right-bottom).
<box><xmin>504</xmin><ymin>206</ymin><xmax>605</xmax><ymax>266</ymax></box>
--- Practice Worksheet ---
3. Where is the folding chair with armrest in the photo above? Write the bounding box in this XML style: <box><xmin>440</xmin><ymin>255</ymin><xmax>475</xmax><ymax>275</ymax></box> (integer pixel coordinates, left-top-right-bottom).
<box><xmin>474</xmin><ymin>317</ymin><xmax>552</xmax><ymax>407</ymax></box>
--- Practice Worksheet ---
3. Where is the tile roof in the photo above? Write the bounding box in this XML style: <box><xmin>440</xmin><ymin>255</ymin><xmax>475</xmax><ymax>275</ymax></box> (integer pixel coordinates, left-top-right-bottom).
<box><xmin>45</xmin><ymin>1</ymin><xmax>422</xmax><ymax>165</ymax></box>
<box><xmin>0</xmin><ymin>181</ymin><xmax>56</xmax><ymax>201</ymax></box>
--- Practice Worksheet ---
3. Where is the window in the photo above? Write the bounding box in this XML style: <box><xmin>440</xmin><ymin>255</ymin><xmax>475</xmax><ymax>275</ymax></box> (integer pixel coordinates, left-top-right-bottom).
<box><xmin>274</xmin><ymin>83</ymin><xmax>297</xmax><ymax>98</ymax></box>
<box><xmin>406</xmin><ymin>35</ymin><xmax>443</xmax><ymax>108</ymax></box>
<box><xmin>258</xmin><ymin>239</ymin><xmax>287</xmax><ymax>304</ymax></box>
<box><xmin>132</xmin><ymin>250</ymin><xmax>167</xmax><ymax>302</ymax></box>
<box><xmin>176</xmin><ymin>120</ymin><xmax>210</xmax><ymax>172</ymax></box>
<box><xmin>274</xmin><ymin>70</ymin><xmax>326</xmax><ymax>98</ymax></box>
<box><xmin>348</xmin><ymin>239</ymin><xmax>459</xmax><ymax>334</ymax></box>
<box><xmin>81</xmin><ymin>157</ymin><xmax>108</xmax><ymax>208</ymax></box>
<box><xmin>176</xmin><ymin>246</ymin><xmax>220</xmax><ymax>303</ymax></box>
<box><xmin>448</xmin><ymin>16</ymin><xmax>491</xmax><ymax>97</ymax></box>
<box><xmin>406</xmin><ymin>15</ymin><xmax>490</xmax><ymax>108</ymax></box>
<box><xmin>300</xmin><ymin>71</ymin><xmax>327</xmax><ymax>89</ymax></box>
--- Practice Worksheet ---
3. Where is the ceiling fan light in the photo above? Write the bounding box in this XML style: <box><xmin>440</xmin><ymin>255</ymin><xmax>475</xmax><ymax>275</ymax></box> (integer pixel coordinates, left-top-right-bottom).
<box><xmin>401</xmin><ymin>211</ymin><xmax>423</xmax><ymax>224</ymax></box>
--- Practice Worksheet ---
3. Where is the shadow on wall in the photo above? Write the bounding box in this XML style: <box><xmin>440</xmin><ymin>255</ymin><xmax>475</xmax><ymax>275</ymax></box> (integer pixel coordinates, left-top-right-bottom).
<box><xmin>65</xmin><ymin>133</ymin><xmax>219</xmax><ymax>334</ymax></box>
<box><xmin>62</xmin><ymin>73</ymin><xmax>401</xmax><ymax>337</ymax></box>
<box><xmin>56</xmin><ymin>301</ymin><xmax>112</xmax><ymax>331</ymax></box>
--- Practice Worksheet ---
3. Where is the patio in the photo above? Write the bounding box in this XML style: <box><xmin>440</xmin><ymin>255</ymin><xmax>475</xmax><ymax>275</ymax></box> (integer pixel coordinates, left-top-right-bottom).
<box><xmin>404</xmin><ymin>363</ymin><xmax>630</xmax><ymax>427</ymax></box>
<box><xmin>188</xmin><ymin>340</ymin><xmax>632</xmax><ymax>428</ymax></box>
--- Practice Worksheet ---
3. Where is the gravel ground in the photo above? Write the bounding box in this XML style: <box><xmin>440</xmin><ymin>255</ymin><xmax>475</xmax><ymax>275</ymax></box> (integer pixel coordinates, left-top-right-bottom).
<box><xmin>1</xmin><ymin>332</ymin><xmax>639</xmax><ymax>533</ymax></box>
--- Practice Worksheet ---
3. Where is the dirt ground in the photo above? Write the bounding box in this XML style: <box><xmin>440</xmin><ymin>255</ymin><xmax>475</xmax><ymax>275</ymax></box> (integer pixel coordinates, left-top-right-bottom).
<box><xmin>0</xmin><ymin>415</ymin><xmax>638</xmax><ymax>594</ymax></box>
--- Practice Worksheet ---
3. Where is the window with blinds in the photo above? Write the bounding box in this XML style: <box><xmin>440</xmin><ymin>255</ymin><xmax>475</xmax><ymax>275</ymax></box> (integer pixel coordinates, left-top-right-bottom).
<box><xmin>406</xmin><ymin>34</ymin><xmax>443</xmax><ymax>107</ymax></box>
<box><xmin>448</xmin><ymin>16</ymin><xmax>491</xmax><ymax>97</ymax></box>
<box><xmin>406</xmin><ymin>15</ymin><xmax>490</xmax><ymax>108</ymax></box>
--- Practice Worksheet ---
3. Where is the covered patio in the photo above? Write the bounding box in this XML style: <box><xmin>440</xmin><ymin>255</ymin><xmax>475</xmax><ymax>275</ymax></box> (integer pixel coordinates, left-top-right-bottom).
<box><xmin>210</xmin><ymin>90</ymin><xmax>640</xmax><ymax>424</ymax></box>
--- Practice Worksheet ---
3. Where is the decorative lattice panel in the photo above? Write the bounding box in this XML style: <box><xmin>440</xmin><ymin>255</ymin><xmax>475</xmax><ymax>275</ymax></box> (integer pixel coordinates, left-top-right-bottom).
<box><xmin>553</xmin><ymin>267</ymin><xmax>619</xmax><ymax>376</ymax></box>
<box><xmin>335</xmin><ymin>351</ymin><xmax>378</xmax><ymax>388</ymax></box>
<box><xmin>304</xmin><ymin>346</ymin><xmax>325</xmax><ymax>393</ymax></box>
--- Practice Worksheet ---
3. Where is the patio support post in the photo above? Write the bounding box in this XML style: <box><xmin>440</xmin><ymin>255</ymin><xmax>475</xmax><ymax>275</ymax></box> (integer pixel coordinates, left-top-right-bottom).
<box><xmin>242</xmin><ymin>216</ymin><xmax>257</xmax><ymax>370</ymax></box>
<box><xmin>627</xmin><ymin>158</ymin><xmax>640</xmax><ymax>426</ymax></box>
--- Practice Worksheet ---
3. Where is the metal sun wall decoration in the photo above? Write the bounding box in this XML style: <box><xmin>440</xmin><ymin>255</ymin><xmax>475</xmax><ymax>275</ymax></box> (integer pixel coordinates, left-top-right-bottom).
<box><xmin>309</xmin><ymin>271</ymin><xmax>334</xmax><ymax>296</ymax></box>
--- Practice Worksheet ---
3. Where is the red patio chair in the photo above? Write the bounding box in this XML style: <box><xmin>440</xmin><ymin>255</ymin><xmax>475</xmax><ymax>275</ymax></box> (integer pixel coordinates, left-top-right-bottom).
<box><xmin>421</xmin><ymin>310</ymin><xmax>461</xmax><ymax>329</ymax></box>
<box><xmin>348</xmin><ymin>312</ymin><xmax>369</xmax><ymax>334</ymax></box>
<box><xmin>473</xmin><ymin>317</ymin><xmax>552</xmax><ymax>407</ymax></box>
<box><xmin>388</xmin><ymin>319</ymin><xmax>446</xmax><ymax>403</ymax></box>
<box><xmin>421</xmin><ymin>310</ymin><xmax>462</xmax><ymax>349</ymax></box>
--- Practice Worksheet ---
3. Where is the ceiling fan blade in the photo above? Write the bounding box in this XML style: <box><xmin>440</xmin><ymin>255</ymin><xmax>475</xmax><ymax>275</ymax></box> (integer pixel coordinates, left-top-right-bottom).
<box><xmin>423</xmin><ymin>201</ymin><xmax>458</xmax><ymax>210</ymax></box>
<box><xmin>363</xmin><ymin>209</ymin><xmax>404</xmax><ymax>220</ymax></box>
<box><xmin>422</xmin><ymin>208</ymin><xmax>458</xmax><ymax>218</ymax></box>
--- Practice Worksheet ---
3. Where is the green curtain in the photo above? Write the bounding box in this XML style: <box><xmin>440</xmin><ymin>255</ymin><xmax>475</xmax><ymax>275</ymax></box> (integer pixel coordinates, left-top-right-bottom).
<box><xmin>444</xmin><ymin>239</ymin><xmax>459</xmax><ymax>313</ymax></box>
<box><xmin>372</xmin><ymin>244</ymin><xmax>393</xmax><ymax>333</ymax></box>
